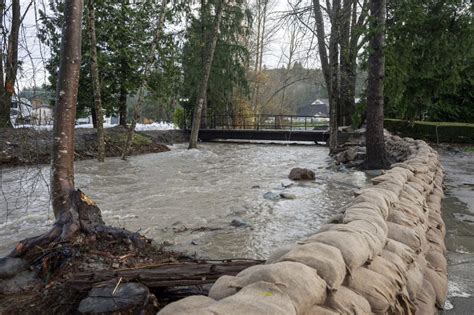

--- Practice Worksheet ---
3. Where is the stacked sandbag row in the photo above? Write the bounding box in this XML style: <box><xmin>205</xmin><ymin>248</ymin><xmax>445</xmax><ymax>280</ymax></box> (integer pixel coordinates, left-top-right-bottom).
<box><xmin>158</xmin><ymin>136</ymin><xmax>447</xmax><ymax>315</ymax></box>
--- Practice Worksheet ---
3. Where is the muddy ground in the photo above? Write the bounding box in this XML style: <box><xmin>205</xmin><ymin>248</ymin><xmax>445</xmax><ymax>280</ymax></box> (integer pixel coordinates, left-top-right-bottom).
<box><xmin>0</xmin><ymin>127</ymin><xmax>188</xmax><ymax>166</ymax></box>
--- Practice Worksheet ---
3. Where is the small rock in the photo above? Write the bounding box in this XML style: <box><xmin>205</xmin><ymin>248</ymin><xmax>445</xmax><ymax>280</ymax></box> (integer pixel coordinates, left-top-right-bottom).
<box><xmin>162</xmin><ymin>240</ymin><xmax>175</xmax><ymax>247</ymax></box>
<box><xmin>112</xmin><ymin>263</ymin><xmax>120</xmax><ymax>269</ymax></box>
<box><xmin>78</xmin><ymin>283</ymin><xmax>150</xmax><ymax>314</ymax></box>
<box><xmin>251</xmin><ymin>185</ymin><xmax>260</xmax><ymax>189</ymax></box>
<box><xmin>191</xmin><ymin>240</ymin><xmax>199</xmax><ymax>245</ymax></box>
<box><xmin>0</xmin><ymin>271</ymin><xmax>41</xmax><ymax>294</ymax></box>
<box><xmin>280</xmin><ymin>192</ymin><xmax>296</xmax><ymax>200</ymax></box>
<box><xmin>263</xmin><ymin>191</ymin><xmax>281</xmax><ymax>201</ymax></box>
<box><xmin>288</xmin><ymin>168</ymin><xmax>315</xmax><ymax>180</ymax></box>
<box><xmin>281</xmin><ymin>180</ymin><xmax>294</xmax><ymax>188</ymax></box>
<box><xmin>0</xmin><ymin>257</ymin><xmax>29</xmax><ymax>279</ymax></box>
<box><xmin>231</xmin><ymin>218</ymin><xmax>249</xmax><ymax>227</ymax></box>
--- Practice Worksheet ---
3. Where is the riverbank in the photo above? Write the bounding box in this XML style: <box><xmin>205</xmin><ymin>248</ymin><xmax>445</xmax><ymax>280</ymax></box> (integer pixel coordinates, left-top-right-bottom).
<box><xmin>437</xmin><ymin>148</ymin><xmax>474</xmax><ymax>313</ymax></box>
<box><xmin>0</xmin><ymin>127</ymin><xmax>188</xmax><ymax>166</ymax></box>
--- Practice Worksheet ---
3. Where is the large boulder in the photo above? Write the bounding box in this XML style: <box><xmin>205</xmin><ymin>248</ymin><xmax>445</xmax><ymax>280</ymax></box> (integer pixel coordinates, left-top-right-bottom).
<box><xmin>0</xmin><ymin>257</ymin><xmax>29</xmax><ymax>279</ymax></box>
<box><xmin>77</xmin><ymin>282</ymin><xmax>154</xmax><ymax>314</ymax></box>
<box><xmin>288</xmin><ymin>168</ymin><xmax>315</xmax><ymax>181</ymax></box>
<box><xmin>0</xmin><ymin>271</ymin><xmax>41</xmax><ymax>294</ymax></box>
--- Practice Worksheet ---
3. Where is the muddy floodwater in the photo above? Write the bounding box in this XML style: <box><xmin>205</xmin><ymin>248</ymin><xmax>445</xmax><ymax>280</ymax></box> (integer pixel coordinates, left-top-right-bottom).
<box><xmin>0</xmin><ymin>142</ymin><xmax>367</xmax><ymax>258</ymax></box>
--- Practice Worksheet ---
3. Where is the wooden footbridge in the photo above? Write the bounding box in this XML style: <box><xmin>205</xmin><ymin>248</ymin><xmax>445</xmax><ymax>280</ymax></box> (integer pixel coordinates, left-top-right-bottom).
<box><xmin>184</xmin><ymin>113</ymin><xmax>330</xmax><ymax>142</ymax></box>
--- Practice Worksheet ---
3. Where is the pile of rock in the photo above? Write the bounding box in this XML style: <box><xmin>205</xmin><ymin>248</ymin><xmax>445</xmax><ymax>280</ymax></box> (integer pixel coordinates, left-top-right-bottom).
<box><xmin>159</xmin><ymin>137</ymin><xmax>447</xmax><ymax>314</ymax></box>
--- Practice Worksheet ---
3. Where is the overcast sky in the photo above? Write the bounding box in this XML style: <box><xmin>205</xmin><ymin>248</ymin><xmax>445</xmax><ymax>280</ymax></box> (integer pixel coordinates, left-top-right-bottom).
<box><xmin>14</xmin><ymin>0</ymin><xmax>318</xmax><ymax>90</ymax></box>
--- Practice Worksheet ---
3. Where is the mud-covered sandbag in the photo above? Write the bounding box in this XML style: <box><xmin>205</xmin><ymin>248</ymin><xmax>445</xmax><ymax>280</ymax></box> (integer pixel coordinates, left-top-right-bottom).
<box><xmin>384</xmin><ymin>239</ymin><xmax>416</xmax><ymax>265</ymax></box>
<box><xmin>325</xmin><ymin>286</ymin><xmax>372</xmax><ymax>315</ymax></box>
<box><xmin>415</xmin><ymin>280</ymin><xmax>437</xmax><ymax>315</ymax></box>
<box><xmin>232</xmin><ymin>262</ymin><xmax>326</xmax><ymax>313</ymax></box>
<box><xmin>158</xmin><ymin>296</ymin><xmax>215</xmax><ymax>315</ymax></box>
<box><xmin>206</xmin><ymin>281</ymin><xmax>296</xmax><ymax>315</ymax></box>
<box><xmin>426</xmin><ymin>250</ymin><xmax>447</xmax><ymax>274</ymax></box>
<box><xmin>266</xmin><ymin>244</ymin><xmax>294</xmax><ymax>264</ymax></box>
<box><xmin>387</xmin><ymin>222</ymin><xmax>423</xmax><ymax>252</ymax></box>
<box><xmin>208</xmin><ymin>275</ymin><xmax>238</xmax><ymax>300</ymax></box>
<box><xmin>425</xmin><ymin>267</ymin><xmax>448</xmax><ymax>308</ymax></box>
<box><xmin>303</xmin><ymin>305</ymin><xmax>339</xmax><ymax>315</ymax></box>
<box><xmin>302</xmin><ymin>231</ymin><xmax>372</xmax><ymax>272</ymax></box>
<box><xmin>346</xmin><ymin>267</ymin><xmax>398</xmax><ymax>313</ymax></box>
<box><xmin>277</xmin><ymin>242</ymin><xmax>346</xmax><ymax>290</ymax></box>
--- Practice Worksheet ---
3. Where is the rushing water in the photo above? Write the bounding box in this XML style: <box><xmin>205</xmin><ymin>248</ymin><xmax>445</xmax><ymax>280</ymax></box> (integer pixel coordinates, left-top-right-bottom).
<box><xmin>0</xmin><ymin>142</ymin><xmax>367</xmax><ymax>258</ymax></box>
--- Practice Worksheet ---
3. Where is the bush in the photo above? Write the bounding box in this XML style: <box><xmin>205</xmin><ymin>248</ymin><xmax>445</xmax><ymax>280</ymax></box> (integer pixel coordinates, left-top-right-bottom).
<box><xmin>384</xmin><ymin>119</ymin><xmax>474</xmax><ymax>144</ymax></box>
<box><xmin>173</xmin><ymin>107</ymin><xmax>185</xmax><ymax>129</ymax></box>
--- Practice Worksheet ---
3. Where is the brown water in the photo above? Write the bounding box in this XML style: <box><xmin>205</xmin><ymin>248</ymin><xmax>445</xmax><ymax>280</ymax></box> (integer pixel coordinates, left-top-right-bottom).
<box><xmin>0</xmin><ymin>142</ymin><xmax>367</xmax><ymax>258</ymax></box>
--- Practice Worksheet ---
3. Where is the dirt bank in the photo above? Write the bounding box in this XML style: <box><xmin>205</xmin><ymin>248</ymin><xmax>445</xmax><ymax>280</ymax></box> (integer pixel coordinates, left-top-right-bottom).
<box><xmin>0</xmin><ymin>127</ymin><xmax>188</xmax><ymax>166</ymax></box>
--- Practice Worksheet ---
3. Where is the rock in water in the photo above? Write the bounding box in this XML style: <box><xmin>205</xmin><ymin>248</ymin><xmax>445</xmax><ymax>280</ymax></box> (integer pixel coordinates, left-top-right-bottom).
<box><xmin>231</xmin><ymin>218</ymin><xmax>250</xmax><ymax>227</ymax></box>
<box><xmin>280</xmin><ymin>192</ymin><xmax>297</xmax><ymax>200</ymax></box>
<box><xmin>289</xmin><ymin>168</ymin><xmax>315</xmax><ymax>180</ymax></box>
<box><xmin>78</xmin><ymin>283</ymin><xmax>151</xmax><ymax>314</ymax></box>
<box><xmin>0</xmin><ymin>257</ymin><xmax>29</xmax><ymax>279</ymax></box>
<box><xmin>263</xmin><ymin>191</ymin><xmax>281</xmax><ymax>201</ymax></box>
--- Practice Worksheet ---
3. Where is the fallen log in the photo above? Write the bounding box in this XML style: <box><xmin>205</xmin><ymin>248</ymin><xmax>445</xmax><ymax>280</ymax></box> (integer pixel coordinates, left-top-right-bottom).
<box><xmin>68</xmin><ymin>259</ymin><xmax>263</xmax><ymax>292</ymax></box>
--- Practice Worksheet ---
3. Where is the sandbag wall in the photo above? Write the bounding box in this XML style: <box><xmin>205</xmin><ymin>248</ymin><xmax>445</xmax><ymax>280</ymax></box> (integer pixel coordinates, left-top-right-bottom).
<box><xmin>158</xmin><ymin>136</ymin><xmax>447</xmax><ymax>315</ymax></box>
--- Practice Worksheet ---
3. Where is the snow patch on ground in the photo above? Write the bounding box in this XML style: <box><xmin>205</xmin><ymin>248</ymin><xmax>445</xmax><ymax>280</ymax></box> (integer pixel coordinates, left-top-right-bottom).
<box><xmin>14</xmin><ymin>121</ymin><xmax>178</xmax><ymax>131</ymax></box>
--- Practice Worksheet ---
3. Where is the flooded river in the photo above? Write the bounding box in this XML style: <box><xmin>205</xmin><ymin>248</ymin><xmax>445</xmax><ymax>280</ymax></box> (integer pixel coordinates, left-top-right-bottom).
<box><xmin>0</xmin><ymin>142</ymin><xmax>367</xmax><ymax>258</ymax></box>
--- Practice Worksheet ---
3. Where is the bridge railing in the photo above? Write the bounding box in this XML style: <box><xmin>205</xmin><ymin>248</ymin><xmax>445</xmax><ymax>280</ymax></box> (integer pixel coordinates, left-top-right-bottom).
<box><xmin>184</xmin><ymin>113</ymin><xmax>329</xmax><ymax>131</ymax></box>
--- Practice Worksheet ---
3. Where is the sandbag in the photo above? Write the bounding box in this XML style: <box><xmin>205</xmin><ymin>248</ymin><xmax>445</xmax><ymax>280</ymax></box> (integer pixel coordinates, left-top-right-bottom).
<box><xmin>277</xmin><ymin>242</ymin><xmax>346</xmax><ymax>290</ymax></box>
<box><xmin>325</xmin><ymin>286</ymin><xmax>372</xmax><ymax>315</ymax></box>
<box><xmin>426</xmin><ymin>227</ymin><xmax>447</xmax><ymax>254</ymax></box>
<box><xmin>367</xmin><ymin>256</ymin><xmax>406</xmax><ymax>290</ymax></box>
<box><xmin>360</xmin><ymin>187</ymin><xmax>399</xmax><ymax>207</ymax></box>
<box><xmin>380</xmin><ymin>249</ymin><xmax>409</xmax><ymax>274</ymax></box>
<box><xmin>354</xmin><ymin>191</ymin><xmax>390</xmax><ymax>219</ymax></box>
<box><xmin>344</xmin><ymin>202</ymin><xmax>388</xmax><ymax>222</ymax></box>
<box><xmin>406</xmin><ymin>261</ymin><xmax>424</xmax><ymax>301</ymax></box>
<box><xmin>343</xmin><ymin>207</ymin><xmax>387</xmax><ymax>233</ymax></box>
<box><xmin>266</xmin><ymin>244</ymin><xmax>294</xmax><ymax>264</ymax></box>
<box><xmin>414</xmin><ymin>280</ymin><xmax>437</xmax><ymax>315</ymax></box>
<box><xmin>232</xmin><ymin>262</ymin><xmax>326</xmax><ymax>314</ymax></box>
<box><xmin>347</xmin><ymin>267</ymin><xmax>398</xmax><ymax>313</ymax></box>
<box><xmin>388</xmin><ymin>208</ymin><xmax>422</xmax><ymax>227</ymax></box>
<box><xmin>387</xmin><ymin>222</ymin><xmax>423</xmax><ymax>252</ymax></box>
<box><xmin>158</xmin><ymin>296</ymin><xmax>215</xmax><ymax>315</ymax></box>
<box><xmin>303</xmin><ymin>305</ymin><xmax>339</xmax><ymax>315</ymax></box>
<box><xmin>370</xmin><ymin>180</ymin><xmax>404</xmax><ymax>197</ymax></box>
<box><xmin>426</xmin><ymin>250</ymin><xmax>447</xmax><ymax>274</ymax></box>
<box><xmin>424</xmin><ymin>267</ymin><xmax>448</xmax><ymax>308</ymax></box>
<box><xmin>208</xmin><ymin>275</ymin><xmax>239</xmax><ymax>300</ymax></box>
<box><xmin>206</xmin><ymin>281</ymin><xmax>296</xmax><ymax>315</ymax></box>
<box><xmin>302</xmin><ymin>231</ymin><xmax>372</xmax><ymax>272</ymax></box>
<box><xmin>384</xmin><ymin>239</ymin><xmax>416</xmax><ymax>265</ymax></box>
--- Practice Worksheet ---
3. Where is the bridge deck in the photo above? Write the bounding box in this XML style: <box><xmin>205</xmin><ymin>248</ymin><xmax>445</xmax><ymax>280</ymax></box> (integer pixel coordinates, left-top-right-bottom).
<box><xmin>194</xmin><ymin>129</ymin><xmax>330</xmax><ymax>142</ymax></box>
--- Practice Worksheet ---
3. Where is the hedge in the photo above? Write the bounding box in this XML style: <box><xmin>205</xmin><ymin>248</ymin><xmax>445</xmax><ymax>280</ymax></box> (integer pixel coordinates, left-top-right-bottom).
<box><xmin>384</xmin><ymin>119</ymin><xmax>474</xmax><ymax>144</ymax></box>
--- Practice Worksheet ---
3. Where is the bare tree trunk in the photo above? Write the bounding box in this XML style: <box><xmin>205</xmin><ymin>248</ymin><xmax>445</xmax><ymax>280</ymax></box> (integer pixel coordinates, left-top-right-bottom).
<box><xmin>118</xmin><ymin>84</ymin><xmax>127</xmax><ymax>126</ymax></box>
<box><xmin>339</xmin><ymin>0</ymin><xmax>353</xmax><ymax>126</ymax></box>
<box><xmin>188</xmin><ymin>0</ymin><xmax>226</xmax><ymax>149</ymax></box>
<box><xmin>312</xmin><ymin>0</ymin><xmax>339</xmax><ymax>152</ymax></box>
<box><xmin>87</xmin><ymin>0</ymin><xmax>105</xmax><ymax>162</ymax></box>
<box><xmin>366</xmin><ymin>0</ymin><xmax>387</xmax><ymax>169</ymax></box>
<box><xmin>0</xmin><ymin>0</ymin><xmax>20</xmax><ymax>128</ymax></box>
<box><xmin>121</xmin><ymin>0</ymin><xmax>168</xmax><ymax>160</ymax></box>
<box><xmin>51</xmin><ymin>0</ymin><xmax>83</xmax><ymax>217</ymax></box>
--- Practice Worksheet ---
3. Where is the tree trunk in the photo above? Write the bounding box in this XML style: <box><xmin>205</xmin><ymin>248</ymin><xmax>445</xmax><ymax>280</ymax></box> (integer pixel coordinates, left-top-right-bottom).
<box><xmin>339</xmin><ymin>0</ymin><xmax>353</xmax><ymax>126</ymax></box>
<box><xmin>0</xmin><ymin>0</ymin><xmax>20</xmax><ymax>128</ymax></box>
<box><xmin>329</xmin><ymin>0</ymin><xmax>341</xmax><ymax>153</ymax></box>
<box><xmin>312</xmin><ymin>0</ymin><xmax>338</xmax><ymax>152</ymax></box>
<box><xmin>188</xmin><ymin>0</ymin><xmax>225</xmax><ymax>149</ymax></box>
<box><xmin>366</xmin><ymin>0</ymin><xmax>387</xmax><ymax>169</ymax></box>
<box><xmin>118</xmin><ymin>85</ymin><xmax>127</xmax><ymax>126</ymax></box>
<box><xmin>121</xmin><ymin>0</ymin><xmax>168</xmax><ymax>160</ymax></box>
<box><xmin>87</xmin><ymin>0</ymin><xmax>105</xmax><ymax>162</ymax></box>
<box><xmin>51</xmin><ymin>0</ymin><xmax>83</xmax><ymax>217</ymax></box>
